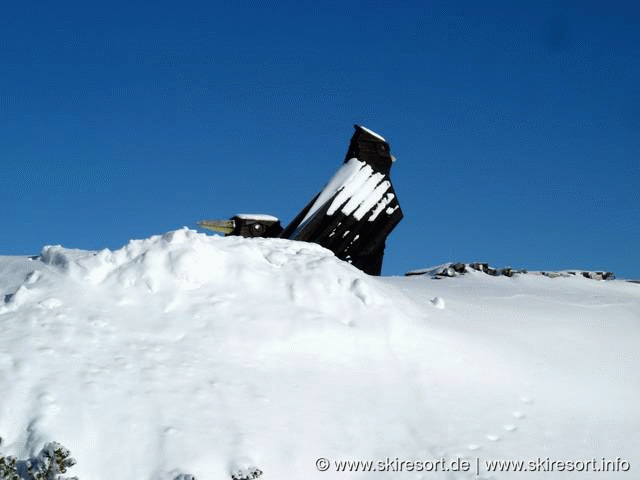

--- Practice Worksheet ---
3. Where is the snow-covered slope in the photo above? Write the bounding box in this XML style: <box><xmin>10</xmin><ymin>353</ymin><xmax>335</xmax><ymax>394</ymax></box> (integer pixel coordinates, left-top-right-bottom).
<box><xmin>1</xmin><ymin>229</ymin><xmax>638</xmax><ymax>479</ymax></box>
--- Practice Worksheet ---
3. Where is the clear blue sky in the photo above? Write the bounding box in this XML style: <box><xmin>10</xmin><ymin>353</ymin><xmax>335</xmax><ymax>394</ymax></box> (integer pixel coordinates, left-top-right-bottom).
<box><xmin>1</xmin><ymin>1</ymin><xmax>638</xmax><ymax>278</ymax></box>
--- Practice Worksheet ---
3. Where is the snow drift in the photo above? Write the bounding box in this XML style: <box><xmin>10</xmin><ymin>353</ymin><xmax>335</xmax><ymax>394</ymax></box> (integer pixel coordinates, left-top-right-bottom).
<box><xmin>0</xmin><ymin>229</ymin><xmax>639</xmax><ymax>479</ymax></box>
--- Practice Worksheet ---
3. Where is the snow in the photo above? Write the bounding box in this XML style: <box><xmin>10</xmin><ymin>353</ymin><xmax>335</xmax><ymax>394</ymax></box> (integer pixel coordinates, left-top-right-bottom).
<box><xmin>234</xmin><ymin>214</ymin><xmax>280</xmax><ymax>222</ymax></box>
<box><xmin>367</xmin><ymin>192</ymin><xmax>395</xmax><ymax>222</ymax></box>
<box><xmin>325</xmin><ymin>162</ymin><xmax>384</xmax><ymax>218</ymax></box>
<box><xmin>1</xmin><ymin>229</ymin><xmax>639</xmax><ymax>479</ymax></box>
<box><xmin>357</xmin><ymin>126</ymin><xmax>387</xmax><ymax>142</ymax></box>
<box><xmin>351</xmin><ymin>180</ymin><xmax>391</xmax><ymax>221</ymax></box>
<box><xmin>295</xmin><ymin>158</ymin><xmax>365</xmax><ymax>229</ymax></box>
<box><xmin>294</xmin><ymin>158</ymin><xmax>395</xmax><ymax>235</ymax></box>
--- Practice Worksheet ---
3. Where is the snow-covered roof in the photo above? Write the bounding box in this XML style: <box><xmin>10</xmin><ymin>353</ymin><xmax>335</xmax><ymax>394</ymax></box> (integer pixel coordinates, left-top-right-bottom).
<box><xmin>293</xmin><ymin>158</ymin><xmax>396</xmax><ymax>235</ymax></box>
<box><xmin>234</xmin><ymin>213</ymin><xmax>280</xmax><ymax>222</ymax></box>
<box><xmin>358</xmin><ymin>125</ymin><xmax>387</xmax><ymax>142</ymax></box>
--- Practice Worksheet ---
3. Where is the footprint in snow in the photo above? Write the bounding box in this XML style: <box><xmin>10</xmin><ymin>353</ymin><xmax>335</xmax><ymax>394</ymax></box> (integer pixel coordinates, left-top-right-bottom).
<box><xmin>430</xmin><ymin>296</ymin><xmax>445</xmax><ymax>309</ymax></box>
<box><xmin>265</xmin><ymin>251</ymin><xmax>287</xmax><ymax>267</ymax></box>
<box><xmin>350</xmin><ymin>279</ymin><xmax>371</xmax><ymax>305</ymax></box>
<box><xmin>25</xmin><ymin>271</ymin><xmax>42</xmax><ymax>285</ymax></box>
<box><xmin>39</xmin><ymin>298</ymin><xmax>63</xmax><ymax>309</ymax></box>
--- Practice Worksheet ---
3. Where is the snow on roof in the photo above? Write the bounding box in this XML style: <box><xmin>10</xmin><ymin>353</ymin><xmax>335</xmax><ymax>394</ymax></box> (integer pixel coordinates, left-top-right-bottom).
<box><xmin>367</xmin><ymin>192</ymin><xmax>396</xmax><ymax>221</ymax></box>
<box><xmin>234</xmin><ymin>213</ymin><xmax>280</xmax><ymax>221</ymax></box>
<box><xmin>294</xmin><ymin>157</ymin><xmax>365</xmax><ymax>229</ymax></box>
<box><xmin>294</xmin><ymin>157</ymin><xmax>395</xmax><ymax>234</ymax></box>
<box><xmin>325</xmin><ymin>162</ymin><xmax>385</xmax><ymax>217</ymax></box>
<box><xmin>358</xmin><ymin>125</ymin><xmax>387</xmax><ymax>142</ymax></box>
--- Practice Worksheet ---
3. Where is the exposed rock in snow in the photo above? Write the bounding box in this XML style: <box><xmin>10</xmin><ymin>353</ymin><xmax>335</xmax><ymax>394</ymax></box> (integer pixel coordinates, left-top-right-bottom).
<box><xmin>407</xmin><ymin>262</ymin><xmax>617</xmax><ymax>281</ymax></box>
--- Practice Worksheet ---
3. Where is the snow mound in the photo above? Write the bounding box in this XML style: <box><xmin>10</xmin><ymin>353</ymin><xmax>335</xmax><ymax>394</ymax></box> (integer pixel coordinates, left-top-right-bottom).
<box><xmin>0</xmin><ymin>229</ymin><xmax>413</xmax><ymax>480</ymax></box>
<box><xmin>13</xmin><ymin>228</ymin><xmax>388</xmax><ymax>318</ymax></box>
<box><xmin>37</xmin><ymin>228</ymin><xmax>339</xmax><ymax>289</ymax></box>
<box><xmin>1</xmin><ymin>230</ymin><xmax>639</xmax><ymax>480</ymax></box>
